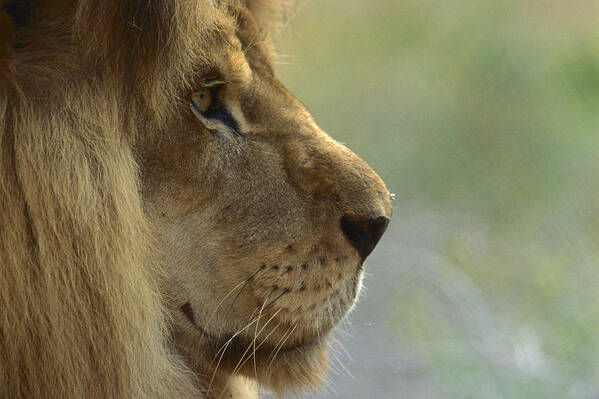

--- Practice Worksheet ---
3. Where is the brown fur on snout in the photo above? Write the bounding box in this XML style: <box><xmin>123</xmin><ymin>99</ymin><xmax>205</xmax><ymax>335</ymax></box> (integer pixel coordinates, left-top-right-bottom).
<box><xmin>0</xmin><ymin>1</ymin><xmax>391</xmax><ymax>398</ymax></box>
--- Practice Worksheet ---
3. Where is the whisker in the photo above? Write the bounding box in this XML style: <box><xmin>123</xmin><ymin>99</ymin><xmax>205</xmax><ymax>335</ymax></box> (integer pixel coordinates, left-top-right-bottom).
<box><xmin>207</xmin><ymin>286</ymin><xmax>283</xmax><ymax>374</ymax></box>
<box><xmin>261</xmin><ymin>288</ymin><xmax>290</xmax><ymax>314</ymax></box>
<box><xmin>208</xmin><ymin>306</ymin><xmax>266</xmax><ymax>371</ymax></box>
<box><xmin>248</xmin><ymin>286</ymin><xmax>290</xmax><ymax>380</ymax></box>
<box><xmin>251</xmin><ymin>293</ymin><xmax>269</xmax><ymax>382</ymax></box>
<box><xmin>266</xmin><ymin>324</ymin><xmax>297</xmax><ymax>372</ymax></box>
<box><xmin>198</xmin><ymin>265</ymin><xmax>265</xmax><ymax>346</ymax></box>
<box><xmin>229</xmin><ymin>264</ymin><xmax>266</xmax><ymax>310</ymax></box>
<box><xmin>208</xmin><ymin>338</ymin><xmax>232</xmax><ymax>396</ymax></box>
<box><xmin>231</xmin><ymin>319</ymin><xmax>281</xmax><ymax>378</ymax></box>
<box><xmin>265</xmin><ymin>324</ymin><xmax>293</xmax><ymax>368</ymax></box>
<box><xmin>246</xmin><ymin>322</ymin><xmax>281</xmax><ymax>376</ymax></box>
<box><xmin>206</xmin><ymin>269</ymin><xmax>290</xmax><ymax>393</ymax></box>
<box><xmin>206</xmin><ymin>305</ymin><xmax>273</xmax><ymax>389</ymax></box>
<box><xmin>330</xmin><ymin>344</ymin><xmax>354</xmax><ymax>379</ymax></box>
<box><xmin>231</xmin><ymin>306</ymin><xmax>280</xmax><ymax>377</ymax></box>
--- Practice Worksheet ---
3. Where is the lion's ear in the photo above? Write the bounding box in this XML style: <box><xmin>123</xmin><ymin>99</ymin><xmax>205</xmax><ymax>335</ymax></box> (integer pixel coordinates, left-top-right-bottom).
<box><xmin>244</xmin><ymin>0</ymin><xmax>295</xmax><ymax>38</ymax></box>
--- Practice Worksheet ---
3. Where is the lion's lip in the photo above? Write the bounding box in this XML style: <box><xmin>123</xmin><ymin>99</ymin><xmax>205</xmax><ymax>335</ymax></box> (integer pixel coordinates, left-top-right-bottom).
<box><xmin>191</xmin><ymin>320</ymin><xmax>323</xmax><ymax>355</ymax></box>
<box><xmin>207</xmin><ymin>324</ymin><xmax>323</xmax><ymax>354</ymax></box>
<box><xmin>281</xmin><ymin>334</ymin><xmax>323</xmax><ymax>353</ymax></box>
<box><xmin>180</xmin><ymin>301</ymin><xmax>329</xmax><ymax>357</ymax></box>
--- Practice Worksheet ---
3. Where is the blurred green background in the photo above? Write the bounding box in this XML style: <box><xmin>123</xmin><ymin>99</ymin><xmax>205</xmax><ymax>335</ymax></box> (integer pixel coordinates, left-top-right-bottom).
<box><xmin>274</xmin><ymin>0</ymin><xmax>599</xmax><ymax>398</ymax></box>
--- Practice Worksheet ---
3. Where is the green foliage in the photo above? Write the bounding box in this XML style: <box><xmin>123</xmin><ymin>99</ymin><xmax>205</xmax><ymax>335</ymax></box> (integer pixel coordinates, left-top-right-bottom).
<box><xmin>277</xmin><ymin>0</ymin><xmax>599</xmax><ymax>397</ymax></box>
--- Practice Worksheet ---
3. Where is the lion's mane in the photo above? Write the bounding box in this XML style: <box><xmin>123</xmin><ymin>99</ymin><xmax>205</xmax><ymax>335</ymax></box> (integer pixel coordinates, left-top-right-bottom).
<box><xmin>0</xmin><ymin>1</ymin><xmax>286</xmax><ymax>397</ymax></box>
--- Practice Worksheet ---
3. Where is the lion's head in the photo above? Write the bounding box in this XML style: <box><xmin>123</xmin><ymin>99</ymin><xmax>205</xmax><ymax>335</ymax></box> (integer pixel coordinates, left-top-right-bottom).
<box><xmin>0</xmin><ymin>0</ymin><xmax>390</xmax><ymax>397</ymax></box>
<box><xmin>139</xmin><ymin>5</ymin><xmax>392</xmax><ymax>395</ymax></box>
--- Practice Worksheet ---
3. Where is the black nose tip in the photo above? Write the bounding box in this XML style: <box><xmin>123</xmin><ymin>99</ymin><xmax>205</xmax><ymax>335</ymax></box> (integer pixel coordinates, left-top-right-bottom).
<box><xmin>340</xmin><ymin>215</ymin><xmax>389</xmax><ymax>261</ymax></box>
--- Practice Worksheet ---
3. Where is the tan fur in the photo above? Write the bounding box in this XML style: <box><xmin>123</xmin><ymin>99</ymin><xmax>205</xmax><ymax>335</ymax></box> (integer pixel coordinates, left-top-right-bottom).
<box><xmin>0</xmin><ymin>1</ymin><xmax>391</xmax><ymax>398</ymax></box>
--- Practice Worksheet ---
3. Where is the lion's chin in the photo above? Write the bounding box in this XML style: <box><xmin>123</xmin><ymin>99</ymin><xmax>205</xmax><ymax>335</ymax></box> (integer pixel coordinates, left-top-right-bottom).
<box><xmin>196</xmin><ymin>327</ymin><xmax>330</xmax><ymax>397</ymax></box>
<box><xmin>248</xmin><ymin>334</ymin><xmax>330</xmax><ymax>396</ymax></box>
<box><xmin>250</xmin><ymin>338</ymin><xmax>329</xmax><ymax>396</ymax></box>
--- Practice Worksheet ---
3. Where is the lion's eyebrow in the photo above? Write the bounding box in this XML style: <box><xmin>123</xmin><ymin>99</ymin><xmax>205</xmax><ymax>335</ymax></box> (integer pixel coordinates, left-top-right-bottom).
<box><xmin>225</xmin><ymin>47</ymin><xmax>252</xmax><ymax>86</ymax></box>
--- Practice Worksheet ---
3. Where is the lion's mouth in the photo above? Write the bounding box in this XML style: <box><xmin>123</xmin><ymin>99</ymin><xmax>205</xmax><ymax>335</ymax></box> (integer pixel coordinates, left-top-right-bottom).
<box><xmin>175</xmin><ymin>263</ymin><xmax>359</xmax><ymax>392</ymax></box>
<box><xmin>179</xmin><ymin>302</ymin><xmax>327</xmax><ymax>388</ymax></box>
<box><xmin>179</xmin><ymin>302</ymin><xmax>321</xmax><ymax>346</ymax></box>
<box><xmin>180</xmin><ymin>301</ymin><xmax>326</xmax><ymax>355</ymax></box>
<box><xmin>176</xmin><ymin>257</ymin><xmax>364</xmax><ymax>376</ymax></box>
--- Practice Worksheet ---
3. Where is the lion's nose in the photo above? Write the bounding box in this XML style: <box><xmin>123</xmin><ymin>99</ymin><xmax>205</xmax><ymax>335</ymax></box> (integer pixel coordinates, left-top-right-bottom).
<box><xmin>340</xmin><ymin>214</ymin><xmax>389</xmax><ymax>261</ymax></box>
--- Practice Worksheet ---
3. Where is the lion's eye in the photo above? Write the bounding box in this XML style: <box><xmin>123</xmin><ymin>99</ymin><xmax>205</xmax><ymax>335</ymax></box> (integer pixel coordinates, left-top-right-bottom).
<box><xmin>191</xmin><ymin>89</ymin><xmax>212</xmax><ymax>113</ymax></box>
<box><xmin>190</xmin><ymin>78</ymin><xmax>224</xmax><ymax>114</ymax></box>
<box><xmin>190</xmin><ymin>80</ymin><xmax>241</xmax><ymax>136</ymax></box>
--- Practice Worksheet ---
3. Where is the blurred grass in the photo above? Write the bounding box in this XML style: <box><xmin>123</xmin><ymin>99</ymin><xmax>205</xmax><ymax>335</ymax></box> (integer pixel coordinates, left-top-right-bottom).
<box><xmin>276</xmin><ymin>0</ymin><xmax>599</xmax><ymax>397</ymax></box>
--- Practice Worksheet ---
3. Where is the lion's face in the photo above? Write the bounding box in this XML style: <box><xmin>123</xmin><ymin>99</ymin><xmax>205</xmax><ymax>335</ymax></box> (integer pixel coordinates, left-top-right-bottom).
<box><xmin>139</xmin><ymin>6</ymin><xmax>391</xmax><ymax>396</ymax></box>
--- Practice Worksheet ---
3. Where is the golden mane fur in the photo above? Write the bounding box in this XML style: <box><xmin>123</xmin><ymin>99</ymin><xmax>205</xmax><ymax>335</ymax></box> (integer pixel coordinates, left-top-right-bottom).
<box><xmin>0</xmin><ymin>1</ymin><xmax>391</xmax><ymax>398</ymax></box>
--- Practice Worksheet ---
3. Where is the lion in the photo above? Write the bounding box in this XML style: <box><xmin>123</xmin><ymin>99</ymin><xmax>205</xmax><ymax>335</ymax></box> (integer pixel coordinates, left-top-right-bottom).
<box><xmin>0</xmin><ymin>0</ymin><xmax>392</xmax><ymax>398</ymax></box>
